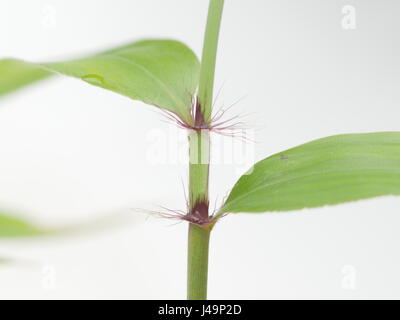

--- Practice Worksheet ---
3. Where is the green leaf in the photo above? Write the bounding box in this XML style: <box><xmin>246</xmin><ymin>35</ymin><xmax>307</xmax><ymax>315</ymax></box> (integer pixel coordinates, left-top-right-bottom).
<box><xmin>219</xmin><ymin>132</ymin><xmax>400</xmax><ymax>214</ymax></box>
<box><xmin>1</xmin><ymin>40</ymin><xmax>200</xmax><ymax>124</ymax></box>
<box><xmin>0</xmin><ymin>59</ymin><xmax>52</xmax><ymax>96</ymax></box>
<box><xmin>0</xmin><ymin>213</ymin><xmax>45</xmax><ymax>238</ymax></box>
<box><xmin>0</xmin><ymin>210</ymin><xmax>136</xmax><ymax>239</ymax></box>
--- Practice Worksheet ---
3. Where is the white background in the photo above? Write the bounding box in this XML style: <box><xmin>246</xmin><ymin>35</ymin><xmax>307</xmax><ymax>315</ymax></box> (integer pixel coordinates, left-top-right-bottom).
<box><xmin>1</xmin><ymin>0</ymin><xmax>400</xmax><ymax>299</ymax></box>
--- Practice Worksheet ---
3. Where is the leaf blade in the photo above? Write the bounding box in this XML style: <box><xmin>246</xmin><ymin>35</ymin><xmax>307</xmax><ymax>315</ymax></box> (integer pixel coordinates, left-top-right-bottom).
<box><xmin>220</xmin><ymin>132</ymin><xmax>400</xmax><ymax>214</ymax></box>
<box><xmin>1</xmin><ymin>40</ymin><xmax>199</xmax><ymax>124</ymax></box>
<box><xmin>0</xmin><ymin>213</ymin><xmax>45</xmax><ymax>238</ymax></box>
<box><xmin>0</xmin><ymin>59</ymin><xmax>52</xmax><ymax>97</ymax></box>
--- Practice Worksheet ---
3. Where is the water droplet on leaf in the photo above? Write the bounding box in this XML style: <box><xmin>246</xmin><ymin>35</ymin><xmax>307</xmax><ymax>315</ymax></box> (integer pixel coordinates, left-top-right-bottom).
<box><xmin>81</xmin><ymin>74</ymin><xmax>105</xmax><ymax>86</ymax></box>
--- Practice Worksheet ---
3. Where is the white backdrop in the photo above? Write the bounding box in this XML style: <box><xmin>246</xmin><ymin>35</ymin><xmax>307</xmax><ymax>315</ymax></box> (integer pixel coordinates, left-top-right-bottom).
<box><xmin>1</xmin><ymin>0</ymin><xmax>400</xmax><ymax>299</ymax></box>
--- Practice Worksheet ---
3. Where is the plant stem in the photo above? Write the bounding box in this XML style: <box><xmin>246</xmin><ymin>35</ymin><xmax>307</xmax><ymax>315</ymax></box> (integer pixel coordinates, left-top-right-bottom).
<box><xmin>187</xmin><ymin>223</ymin><xmax>211</xmax><ymax>300</ymax></box>
<box><xmin>187</xmin><ymin>129</ymin><xmax>210</xmax><ymax>300</ymax></box>
<box><xmin>187</xmin><ymin>0</ymin><xmax>225</xmax><ymax>300</ymax></box>
<box><xmin>189</xmin><ymin>130</ymin><xmax>210</xmax><ymax>206</ymax></box>
<box><xmin>198</xmin><ymin>0</ymin><xmax>225</xmax><ymax>123</ymax></box>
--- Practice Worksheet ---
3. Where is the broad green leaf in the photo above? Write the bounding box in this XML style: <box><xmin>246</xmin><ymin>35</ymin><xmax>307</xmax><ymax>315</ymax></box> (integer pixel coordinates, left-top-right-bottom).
<box><xmin>1</xmin><ymin>40</ymin><xmax>200</xmax><ymax>124</ymax></box>
<box><xmin>0</xmin><ymin>213</ymin><xmax>45</xmax><ymax>238</ymax></box>
<box><xmin>219</xmin><ymin>132</ymin><xmax>400</xmax><ymax>214</ymax></box>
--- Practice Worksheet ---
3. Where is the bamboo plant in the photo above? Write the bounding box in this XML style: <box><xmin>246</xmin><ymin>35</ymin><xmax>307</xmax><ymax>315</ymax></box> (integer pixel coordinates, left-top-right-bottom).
<box><xmin>1</xmin><ymin>0</ymin><xmax>400</xmax><ymax>299</ymax></box>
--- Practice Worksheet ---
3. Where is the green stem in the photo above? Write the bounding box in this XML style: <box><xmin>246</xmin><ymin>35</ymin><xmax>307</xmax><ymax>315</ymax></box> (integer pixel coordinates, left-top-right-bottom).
<box><xmin>189</xmin><ymin>130</ymin><xmax>210</xmax><ymax>206</ymax></box>
<box><xmin>187</xmin><ymin>223</ymin><xmax>211</xmax><ymax>300</ymax></box>
<box><xmin>198</xmin><ymin>0</ymin><xmax>225</xmax><ymax>122</ymax></box>
<box><xmin>187</xmin><ymin>0</ymin><xmax>224</xmax><ymax>301</ymax></box>
<box><xmin>187</xmin><ymin>129</ymin><xmax>210</xmax><ymax>300</ymax></box>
